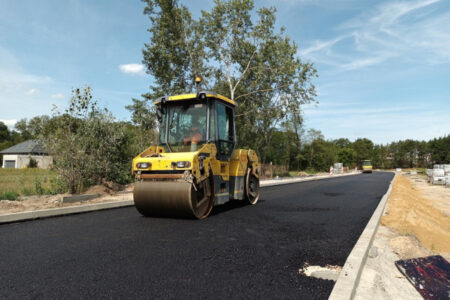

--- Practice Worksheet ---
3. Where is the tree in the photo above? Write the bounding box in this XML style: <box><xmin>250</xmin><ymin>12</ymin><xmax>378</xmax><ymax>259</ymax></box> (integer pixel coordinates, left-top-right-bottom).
<box><xmin>429</xmin><ymin>135</ymin><xmax>450</xmax><ymax>164</ymax></box>
<box><xmin>333</xmin><ymin>138</ymin><xmax>351</xmax><ymax>149</ymax></box>
<box><xmin>125</xmin><ymin>98</ymin><xmax>158</xmax><ymax>156</ymax></box>
<box><xmin>304</xmin><ymin>129</ymin><xmax>324</xmax><ymax>168</ymax></box>
<box><xmin>0</xmin><ymin>122</ymin><xmax>10</xmax><ymax>142</ymax></box>
<box><xmin>14</xmin><ymin>116</ymin><xmax>52</xmax><ymax>140</ymax></box>
<box><xmin>352</xmin><ymin>138</ymin><xmax>374</xmax><ymax>166</ymax></box>
<box><xmin>337</xmin><ymin>147</ymin><xmax>355</xmax><ymax>167</ymax></box>
<box><xmin>138</xmin><ymin>0</ymin><xmax>317</xmax><ymax>163</ymax></box>
<box><xmin>201</xmin><ymin>2</ymin><xmax>317</xmax><ymax>161</ymax></box>
<box><xmin>141</xmin><ymin>0</ymin><xmax>207</xmax><ymax>99</ymax></box>
<box><xmin>43</xmin><ymin>86</ymin><xmax>131</xmax><ymax>193</ymax></box>
<box><xmin>0</xmin><ymin>122</ymin><xmax>12</xmax><ymax>167</ymax></box>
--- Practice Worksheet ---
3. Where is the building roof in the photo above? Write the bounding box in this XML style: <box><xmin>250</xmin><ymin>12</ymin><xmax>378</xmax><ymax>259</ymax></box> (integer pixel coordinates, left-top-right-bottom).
<box><xmin>0</xmin><ymin>139</ymin><xmax>48</xmax><ymax>155</ymax></box>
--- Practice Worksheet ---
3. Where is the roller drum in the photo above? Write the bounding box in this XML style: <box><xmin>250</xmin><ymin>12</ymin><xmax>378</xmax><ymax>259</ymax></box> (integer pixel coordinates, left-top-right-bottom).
<box><xmin>134</xmin><ymin>181</ymin><xmax>212</xmax><ymax>219</ymax></box>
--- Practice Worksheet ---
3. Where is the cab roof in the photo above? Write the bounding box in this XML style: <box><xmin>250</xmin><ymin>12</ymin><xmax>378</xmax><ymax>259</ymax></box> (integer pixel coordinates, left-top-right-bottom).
<box><xmin>154</xmin><ymin>91</ymin><xmax>236</xmax><ymax>107</ymax></box>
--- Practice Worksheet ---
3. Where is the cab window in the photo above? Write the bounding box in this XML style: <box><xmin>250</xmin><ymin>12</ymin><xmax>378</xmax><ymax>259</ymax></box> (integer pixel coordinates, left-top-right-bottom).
<box><xmin>209</xmin><ymin>102</ymin><xmax>216</xmax><ymax>141</ymax></box>
<box><xmin>216</xmin><ymin>102</ymin><xmax>234</xmax><ymax>159</ymax></box>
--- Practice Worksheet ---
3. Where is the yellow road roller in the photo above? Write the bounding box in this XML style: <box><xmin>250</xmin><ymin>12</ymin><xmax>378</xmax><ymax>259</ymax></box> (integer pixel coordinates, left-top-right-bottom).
<box><xmin>362</xmin><ymin>160</ymin><xmax>373</xmax><ymax>173</ymax></box>
<box><xmin>131</xmin><ymin>85</ymin><xmax>260</xmax><ymax>219</ymax></box>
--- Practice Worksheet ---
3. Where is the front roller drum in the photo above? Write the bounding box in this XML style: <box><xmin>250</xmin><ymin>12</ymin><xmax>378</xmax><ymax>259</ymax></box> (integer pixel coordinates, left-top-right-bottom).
<box><xmin>134</xmin><ymin>180</ymin><xmax>213</xmax><ymax>219</ymax></box>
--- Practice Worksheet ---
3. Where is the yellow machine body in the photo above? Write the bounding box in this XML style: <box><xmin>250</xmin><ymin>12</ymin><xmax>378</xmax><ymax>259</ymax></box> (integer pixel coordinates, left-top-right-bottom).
<box><xmin>132</xmin><ymin>92</ymin><xmax>260</xmax><ymax>219</ymax></box>
<box><xmin>362</xmin><ymin>160</ymin><xmax>373</xmax><ymax>173</ymax></box>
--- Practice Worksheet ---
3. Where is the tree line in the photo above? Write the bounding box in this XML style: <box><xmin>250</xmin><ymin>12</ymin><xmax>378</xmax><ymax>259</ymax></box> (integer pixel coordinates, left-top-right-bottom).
<box><xmin>263</xmin><ymin>129</ymin><xmax>450</xmax><ymax>172</ymax></box>
<box><xmin>2</xmin><ymin>101</ymin><xmax>448</xmax><ymax>179</ymax></box>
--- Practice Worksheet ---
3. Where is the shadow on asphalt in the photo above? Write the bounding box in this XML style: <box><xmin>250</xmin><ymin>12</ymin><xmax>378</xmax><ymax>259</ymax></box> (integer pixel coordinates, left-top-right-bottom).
<box><xmin>210</xmin><ymin>199</ymin><xmax>266</xmax><ymax>216</ymax></box>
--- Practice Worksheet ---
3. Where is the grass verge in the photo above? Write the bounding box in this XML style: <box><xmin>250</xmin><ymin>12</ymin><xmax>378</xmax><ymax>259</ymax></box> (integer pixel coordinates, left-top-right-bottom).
<box><xmin>0</xmin><ymin>169</ymin><xmax>66</xmax><ymax>200</ymax></box>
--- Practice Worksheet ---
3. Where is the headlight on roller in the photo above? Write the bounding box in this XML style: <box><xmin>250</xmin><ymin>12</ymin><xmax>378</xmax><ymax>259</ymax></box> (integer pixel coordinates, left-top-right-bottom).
<box><xmin>173</xmin><ymin>161</ymin><xmax>191</xmax><ymax>168</ymax></box>
<box><xmin>136</xmin><ymin>162</ymin><xmax>151</xmax><ymax>169</ymax></box>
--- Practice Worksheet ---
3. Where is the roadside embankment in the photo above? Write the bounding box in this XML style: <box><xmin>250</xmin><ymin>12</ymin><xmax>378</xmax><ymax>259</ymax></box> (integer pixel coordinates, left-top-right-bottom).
<box><xmin>354</xmin><ymin>172</ymin><xmax>450</xmax><ymax>299</ymax></box>
<box><xmin>382</xmin><ymin>174</ymin><xmax>450</xmax><ymax>253</ymax></box>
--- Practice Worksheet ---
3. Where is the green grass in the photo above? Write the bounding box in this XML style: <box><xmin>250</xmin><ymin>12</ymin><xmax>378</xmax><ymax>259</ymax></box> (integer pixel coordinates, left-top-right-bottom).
<box><xmin>0</xmin><ymin>191</ymin><xmax>19</xmax><ymax>200</ymax></box>
<box><xmin>288</xmin><ymin>171</ymin><xmax>298</xmax><ymax>177</ymax></box>
<box><xmin>0</xmin><ymin>168</ymin><xmax>66</xmax><ymax>200</ymax></box>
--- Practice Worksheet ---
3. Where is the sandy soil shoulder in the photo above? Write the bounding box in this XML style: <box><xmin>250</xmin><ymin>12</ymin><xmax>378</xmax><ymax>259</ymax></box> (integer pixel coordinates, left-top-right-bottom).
<box><xmin>355</xmin><ymin>173</ymin><xmax>450</xmax><ymax>299</ymax></box>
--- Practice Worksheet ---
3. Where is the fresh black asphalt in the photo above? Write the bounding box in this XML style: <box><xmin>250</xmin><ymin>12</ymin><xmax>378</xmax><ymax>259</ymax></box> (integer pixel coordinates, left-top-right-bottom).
<box><xmin>0</xmin><ymin>172</ymin><xmax>393</xmax><ymax>299</ymax></box>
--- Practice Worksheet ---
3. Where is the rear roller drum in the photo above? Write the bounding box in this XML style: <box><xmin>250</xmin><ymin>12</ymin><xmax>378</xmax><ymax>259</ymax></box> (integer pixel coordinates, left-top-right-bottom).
<box><xmin>244</xmin><ymin>168</ymin><xmax>260</xmax><ymax>205</ymax></box>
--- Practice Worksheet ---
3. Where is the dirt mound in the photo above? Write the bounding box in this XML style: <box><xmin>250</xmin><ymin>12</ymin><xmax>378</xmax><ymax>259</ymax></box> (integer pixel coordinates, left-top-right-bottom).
<box><xmin>83</xmin><ymin>181</ymin><xmax>126</xmax><ymax>195</ymax></box>
<box><xmin>381</xmin><ymin>174</ymin><xmax>450</xmax><ymax>254</ymax></box>
<box><xmin>297</xmin><ymin>171</ymin><xmax>309</xmax><ymax>177</ymax></box>
<box><xmin>0</xmin><ymin>200</ymin><xmax>26</xmax><ymax>210</ymax></box>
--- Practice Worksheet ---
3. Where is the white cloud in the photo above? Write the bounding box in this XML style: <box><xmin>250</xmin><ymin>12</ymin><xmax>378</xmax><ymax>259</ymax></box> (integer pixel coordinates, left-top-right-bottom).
<box><xmin>300</xmin><ymin>35</ymin><xmax>348</xmax><ymax>56</ymax></box>
<box><xmin>119</xmin><ymin>63</ymin><xmax>145</xmax><ymax>75</ymax></box>
<box><xmin>51</xmin><ymin>93</ymin><xmax>65</xmax><ymax>99</ymax></box>
<box><xmin>0</xmin><ymin>119</ymin><xmax>17</xmax><ymax>129</ymax></box>
<box><xmin>301</xmin><ymin>0</ymin><xmax>448</xmax><ymax>70</ymax></box>
<box><xmin>340</xmin><ymin>55</ymin><xmax>391</xmax><ymax>70</ymax></box>
<box><xmin>25</xmin><ymin>88</ymin><xmax>38</xmax><ymax>96</ymax></box>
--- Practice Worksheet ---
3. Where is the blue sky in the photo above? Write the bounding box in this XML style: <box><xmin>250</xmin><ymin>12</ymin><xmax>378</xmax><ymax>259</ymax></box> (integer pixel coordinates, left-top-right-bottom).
<box><xmin>0</xmin><ymin>0</ymin><xmax>449</xmax><ymax>144</ymax></box>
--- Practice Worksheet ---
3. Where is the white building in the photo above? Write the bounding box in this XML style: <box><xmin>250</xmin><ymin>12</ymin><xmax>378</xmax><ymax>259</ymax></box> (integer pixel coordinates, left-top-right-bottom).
<box><xmin>1</xmin><ymin>140</ymin><xmax>52</xmax><ymax>169</ymax></box>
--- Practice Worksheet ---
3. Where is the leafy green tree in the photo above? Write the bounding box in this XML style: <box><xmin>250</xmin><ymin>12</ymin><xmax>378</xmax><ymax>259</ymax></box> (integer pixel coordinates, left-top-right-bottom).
<box><xmin>14</xmin><ymin>119</ymin><xmax>32</xmax><ymax>140</ymax></box>
<box><xmin>141</xmin><ymin>0</ymin><xmax>207</xmax><ymax>99</ymax></box>
<box><xmin>333</xmin><ymin>138</ymin><xmax>351</xmax><ymax>149</ymax></box>
<box><xmin>352</xmin><ymin>138</ymin><xmax>374</xmax><ymax>166</ymax></box>
<box><xmin>14</xmin><ymin>116</ymin><xmax>52</xmax><ymax>140</ymax></box>
<box><xmin>303</xmin><ymin>138</ymin><xmax>334</xmax><ymax>171</ymax></box>
<box><xmin>0</xmin><ymin>122</ymin><xmax>10</xmax><ymax>142</ymax></box>
<box><xmin>125</xmin><ymin>98</ymin><xmax>158</xmax><ymax>153</ymax></box>
<box><xmin>201</xmin><ymin>2</ymin><xmax>317</xmax><ymax>161</ymax></box>
<box><xmin>429</xmin><ymin>135</ymin><xmax>450</xmax><ymax>164</ymax></box>
<box><xmin>337</xmin><ymin>147</ymin><xmax>355</xmax><ymax>167</ymax></box>
<box><xmin>43</xmin><ymin>86</ymin><xmax>131</xmax><ymax>193</ymax></box>
<box><xmin>0</xmin><ymin>122</ymin><xmax>15</xmax><ymax>167</ymax></box>
<box><xmin>138</xmin><ymin>0</ymin><xmax>317</xmax><ymax>163</ymax></box>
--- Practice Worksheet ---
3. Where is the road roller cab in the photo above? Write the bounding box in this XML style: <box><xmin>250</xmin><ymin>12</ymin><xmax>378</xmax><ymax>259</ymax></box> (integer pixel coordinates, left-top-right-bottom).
<box><xmin>132</xmin><ymin>90</ymin><xmax>260</xmax><ymax>219</ymax></box>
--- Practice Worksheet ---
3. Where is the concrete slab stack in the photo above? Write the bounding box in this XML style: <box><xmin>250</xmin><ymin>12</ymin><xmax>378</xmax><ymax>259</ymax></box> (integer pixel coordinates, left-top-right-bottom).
<box><xmin>333</xmin><ymin>163</ymin><xmax>343</xmax><ymax>174</ymax></box>
<box><xmin>432</xmin><ymin>169</ymin><xmax>446</xmax><ymax>185</ymax></box>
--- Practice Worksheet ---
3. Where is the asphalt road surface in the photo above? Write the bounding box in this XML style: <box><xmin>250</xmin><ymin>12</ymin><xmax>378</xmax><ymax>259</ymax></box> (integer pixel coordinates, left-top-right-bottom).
<box><xmin>0</xmin><ymin>172</ymin><xmax>393</xmax><ymax>299</ymax></box>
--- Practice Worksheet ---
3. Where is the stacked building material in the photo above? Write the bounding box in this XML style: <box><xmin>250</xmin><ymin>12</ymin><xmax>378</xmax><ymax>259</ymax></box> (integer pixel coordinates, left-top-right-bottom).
<box><xmin>432</xmin><ymin>169</ymin><xmax>446</xmax><ymax>185</ymax></box>
<box><xmin>333</xmin><ymin>163</ymin><xmax>343</xmax><ymax>174</ymax></box>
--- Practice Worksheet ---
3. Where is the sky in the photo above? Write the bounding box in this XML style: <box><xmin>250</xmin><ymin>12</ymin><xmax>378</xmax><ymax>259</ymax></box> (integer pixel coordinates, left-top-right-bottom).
<box><xmin>0</xmin><ymin>0</ymin><xmax>449</xmax><ymax>144</ymax></box>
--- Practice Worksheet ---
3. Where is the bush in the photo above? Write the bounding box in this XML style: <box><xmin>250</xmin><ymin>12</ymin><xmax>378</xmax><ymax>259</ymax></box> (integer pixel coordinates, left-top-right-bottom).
<box><xmin>28</xmin><ymin>157</ymin><xmax>38</xmax><ymax>168</ymax></box>
<box><xmin>42</xmin><ymin>86</ymin><xmax>132</xmax><ymax>194</ymax></box>
<box><xmin>0</xmin><ymin>191</ymin><xmax>19</xmax><ymax>201</ymax></box>
<box><xmin>47</xmin><ymin>176</ymin><xmax>68</xmax><ymax>195</ymax></box>
<box><xmin>34</xmin><ymin>177</ymin><xmax>45</xmax><ymax>195</ymax></box>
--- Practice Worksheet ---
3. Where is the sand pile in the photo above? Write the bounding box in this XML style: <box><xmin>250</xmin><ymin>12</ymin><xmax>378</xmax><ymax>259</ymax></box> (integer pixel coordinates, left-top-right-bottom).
<box><xmin>381</xmin><ymin>174</ymin><xmax>450</xmax><ymax>253</ymax></box>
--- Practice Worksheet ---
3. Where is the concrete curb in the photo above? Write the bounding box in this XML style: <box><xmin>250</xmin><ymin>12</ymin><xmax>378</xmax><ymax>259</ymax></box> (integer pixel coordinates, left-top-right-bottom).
<box><xmin>260</xmin><ymin>172</ymin><xmax>360</xmax><ymax>187</ymax></box>
<box><xmin>0</xmin><ymin>172</ymin><xmax>360</xmax><ymax>225</ymax></box>
<box><xmin>0</xmin><ymin>200</ymin><xmax>134</xmax><ymax>224</ymax></box>
<box><xmin>329</xmin><ymin>172</ymin><xmax>396</xmax><ymax>300</ymax></box>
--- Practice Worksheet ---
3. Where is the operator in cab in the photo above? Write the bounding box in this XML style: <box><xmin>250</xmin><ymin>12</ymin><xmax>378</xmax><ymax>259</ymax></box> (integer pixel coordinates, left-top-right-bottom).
<box><xmin>183</xmin><ymin>115</ymin><xmax>203</xmax><ymax>151</ymax></box>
